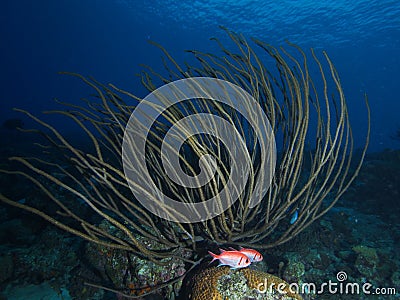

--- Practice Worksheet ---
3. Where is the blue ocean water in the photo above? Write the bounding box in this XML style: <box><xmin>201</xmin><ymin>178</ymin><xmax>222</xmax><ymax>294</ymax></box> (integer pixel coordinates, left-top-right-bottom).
<box><xmin>1</xmin><ymin>1</ymin><xmax>400</xmax><ymax>299</ymax></box>
<box><xmin>1</xmin><ymin>0</ymin><xmax>399</xmax><ymax>151</ymax></box>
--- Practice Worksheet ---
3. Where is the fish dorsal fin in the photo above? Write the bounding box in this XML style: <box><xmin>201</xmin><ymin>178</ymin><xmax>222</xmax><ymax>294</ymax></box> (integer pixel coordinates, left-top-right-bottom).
<box><xmin>219</xmin><ymin>248</ymin><xmax>226</xmax><ymax>253</ymax></box>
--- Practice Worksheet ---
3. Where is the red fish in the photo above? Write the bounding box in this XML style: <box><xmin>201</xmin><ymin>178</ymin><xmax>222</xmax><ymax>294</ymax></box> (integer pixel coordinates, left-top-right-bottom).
<box><xmin>229</xmin><ymin>247</ymin><xmax>263</xmax><ymax>262</ymax></box>
<box><xmin>208</xmin><ymin>249</ymin><xmax>251</xmax><ymax>269</ymax></box>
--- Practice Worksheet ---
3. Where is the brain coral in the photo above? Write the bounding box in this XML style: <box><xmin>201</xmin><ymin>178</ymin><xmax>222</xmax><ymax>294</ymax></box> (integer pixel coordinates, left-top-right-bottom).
<box><xmin>190</xmin><ymin>266</ymin><xmax>302</xmax><ymax>300</ymax></box>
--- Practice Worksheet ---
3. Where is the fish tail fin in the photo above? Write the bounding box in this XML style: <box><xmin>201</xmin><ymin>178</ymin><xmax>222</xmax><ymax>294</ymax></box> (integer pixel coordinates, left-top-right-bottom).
<box><xmin>208</xmin><ymin>251</ymin><xmax>218</xmax><ymax>263</ymax></box>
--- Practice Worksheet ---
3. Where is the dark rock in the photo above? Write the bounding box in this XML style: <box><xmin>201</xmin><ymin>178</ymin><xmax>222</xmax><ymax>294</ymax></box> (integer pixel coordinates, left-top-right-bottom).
<box><xmin>0</xmin><ymin>254</ymin><xmax>14</xmax><ymax>283</ymax></box>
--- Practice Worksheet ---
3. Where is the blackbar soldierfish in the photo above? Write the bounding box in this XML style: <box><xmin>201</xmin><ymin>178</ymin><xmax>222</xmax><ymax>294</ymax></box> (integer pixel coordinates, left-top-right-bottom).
<box><xmin>234</xmin><ymin>247</ymin><xmax>263</xmax><ymax>262</ymax></box>
<box><xmin>208</xmin><ymin>249</ymin><xmax>251</xmax><ymax>269</ymax></box>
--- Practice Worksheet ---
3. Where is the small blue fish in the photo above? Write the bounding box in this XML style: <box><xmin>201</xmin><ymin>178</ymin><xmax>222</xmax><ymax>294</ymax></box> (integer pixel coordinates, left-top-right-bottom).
<box><xmin>290</xmin><ymin>209</ymin><xmax>299</xmax><ymax>224</ymax></box>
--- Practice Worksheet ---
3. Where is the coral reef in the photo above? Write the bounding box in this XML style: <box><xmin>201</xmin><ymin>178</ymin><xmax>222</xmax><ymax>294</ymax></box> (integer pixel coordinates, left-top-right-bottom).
<box><xmin>352</xmin><ymin>245</ymin><xmax>379</xmax><ymax>277</ymax></box>
<box><xmin>190</xmin><ymin>266</ymin><xmax>302</xmax><ymax>300</ymax></box>
<box><xmin>85</xmin><ymin>220</ymin><xmax>190</xmax><ymax>298</ymax></box>
<box><xmin>1</xmin><ymin>151</ymin><xmax>399</xmax><ymax>299</ymax></box>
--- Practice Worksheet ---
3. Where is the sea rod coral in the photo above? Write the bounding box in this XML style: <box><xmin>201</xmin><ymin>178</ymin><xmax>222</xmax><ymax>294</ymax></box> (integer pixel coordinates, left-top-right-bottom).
<box><xmin>0</xmin><ymin>28</ymin><xmax>369</xmax><ymax>297</ymax></box>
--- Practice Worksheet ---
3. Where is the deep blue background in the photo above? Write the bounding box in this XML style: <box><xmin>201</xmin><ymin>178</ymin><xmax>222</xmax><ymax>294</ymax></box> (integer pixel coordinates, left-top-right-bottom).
<box><xmin>1</xmin><ymin>0</ymin><xmax>399</xmax><ymax>151</ymax></box>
